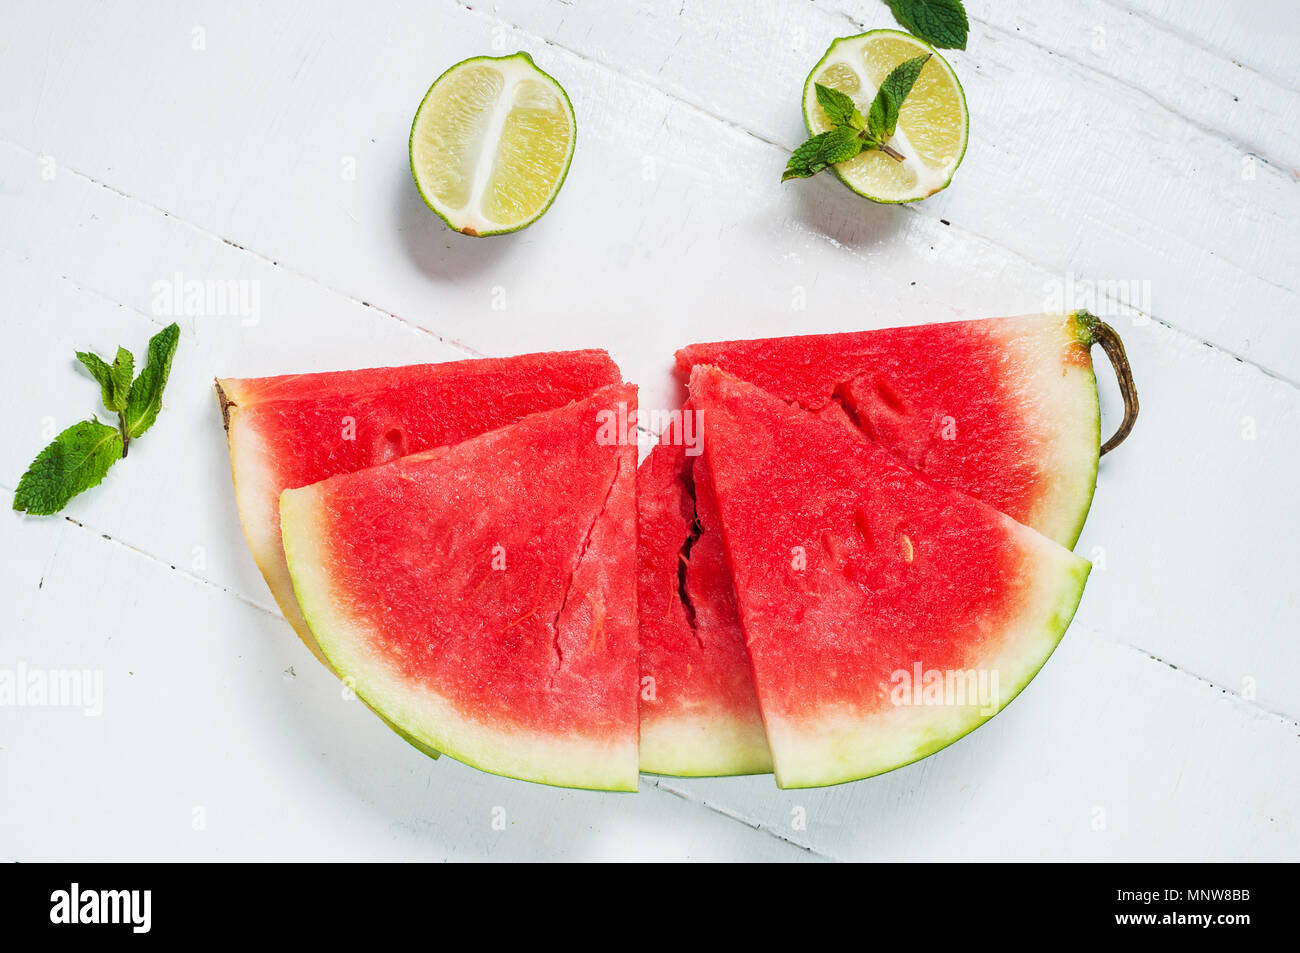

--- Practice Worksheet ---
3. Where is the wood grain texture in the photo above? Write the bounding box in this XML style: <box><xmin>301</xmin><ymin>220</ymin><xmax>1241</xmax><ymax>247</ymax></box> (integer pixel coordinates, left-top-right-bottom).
<box><xmin>1</xmin><ymin>0</ymin><xmax>1296</xmax><ymax>860</ymax></box>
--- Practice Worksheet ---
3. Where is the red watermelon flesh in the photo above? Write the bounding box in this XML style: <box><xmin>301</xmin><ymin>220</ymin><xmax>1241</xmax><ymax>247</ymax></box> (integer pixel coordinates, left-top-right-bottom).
<box><xmin>690</xmin><ymin>366</ymin><xmax>1090</xmax><ymax>789</ymax></box>
<box><xmin>217</xmin><ymin>350</ymin><xmax>620</xmax><ymax>659</ymax></box>
<box><xmin>677</xmin><ymin>313</ymin><xmax>1101</xmax><ymax>547</ymax></box>
<box><xmin>636</xmin><ymin>425</ymin><xmax>772</xmax><ymax>776</ymax></box>
<box><xmin>280</xmin><ymin>384</ymin><xmax>640</xmax><ymax>791</ymax></box>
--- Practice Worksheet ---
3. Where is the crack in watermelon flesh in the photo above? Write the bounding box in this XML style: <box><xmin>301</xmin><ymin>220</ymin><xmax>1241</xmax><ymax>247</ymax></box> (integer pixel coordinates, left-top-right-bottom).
<box><xmin>637</xmin><ymin>429</ymin><xmax>774</xmax><ymax>776</ymax></box>
<box><xmin>548</xmin><ymin>452</ymin><xmax>628</xmax><ymax>684</ymax></box>
<box><xmin>281</xmin><ymin>384</ymin><xmax>640</xmax><ymax>791</ymax></box>
<box><xmin>640</xmin><ymin>314</ymin><xmax>1100</xmax><ymax>778</ymax></box>
<box><xmin>217</xmin><ymin>350</ymin><xmax>621</xmax><ymax>659</ymax></box>
<box><xmin>690</xmin><ymin>366</ymin><xmax>1090</xmax><ymax>789</ymax></box>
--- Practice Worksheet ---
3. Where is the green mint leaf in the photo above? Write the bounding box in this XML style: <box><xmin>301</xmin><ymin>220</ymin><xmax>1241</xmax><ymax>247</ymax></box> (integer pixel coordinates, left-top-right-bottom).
<box><xmin>109</xmin><ymin>347</ymin><xmax>134</xmax><ymax>412</ymax></box>
<box><xmin>867</xmin><ymin>54</ymin><xmax>932</xmax><ymax>145</ymax></box>
<box><xmin>782</xmin><ymin>126</ymin><xmax>865</xmax><ymax>181</ymax></box>
<box><xmin>124</xmin><ymin>322</ymin><xmax>180</xmax><ymax>439</ymax></box>
<box><xmin>885</xmin><ymin>0</ymin><xmax>969</xmax><ymax>50</ymax></box>
<box><xmin>76</xmin><ymin>351</ymin><xmax>117</xmax><ymax>409</ymax></box>
<box><xmin>77</xmin><ymin>346</ymin><xmax>136</xmax><ymax>413</ymax></box>
<box><xmin>13</xmin><ymin>419</ymin><xmax>124</xmax><ymax>515</ymax></box>
<box><xmin>814</xmin><ymin>82</ymin><xmax>864</xmax><ymax>130</ymax></box>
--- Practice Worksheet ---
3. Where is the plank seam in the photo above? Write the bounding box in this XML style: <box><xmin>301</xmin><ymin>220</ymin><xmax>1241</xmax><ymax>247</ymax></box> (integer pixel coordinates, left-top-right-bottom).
<box><xmin>1093</xmin><ymin>0</ymin><xmax>1300</xmax><ymax>95</ymax></box>
<box><xmin>0</xmin><ymin>141</ymin><xmax>486</xmax><ymax>362</ymax></box>
<box><xmin>2</xmin><ymin>485</ymin><xmax>287</xmax><ymax>621</ymax></box>
<box><xmin>966</xmin><ymin>11</ymin><xmax>1298</xmax><ymax>175</ymax></box>
<box><xmin>1093</xmin><ymin>631</ymin><xmax>1300</xmax><ymax>728</ymax></box>
<box><xmin>651</xmin><ymin>777</ymin><xmax>834</xmax><ymax>858</ymax></box>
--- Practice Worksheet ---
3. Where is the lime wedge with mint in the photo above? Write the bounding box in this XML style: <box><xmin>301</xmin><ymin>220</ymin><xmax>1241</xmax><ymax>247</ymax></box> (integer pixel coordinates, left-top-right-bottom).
<box><xmin>804</xmin><ymin>30</ymin><xmax>968</xmax><ymax>203</ymax></box>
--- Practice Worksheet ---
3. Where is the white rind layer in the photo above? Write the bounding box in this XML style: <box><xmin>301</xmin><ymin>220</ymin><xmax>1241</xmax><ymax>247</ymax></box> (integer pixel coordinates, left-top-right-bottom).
<box><xmin>219</xmin><ymin>384</ymin><xmax>321</xmax><ymax>656</ymax></box>
<box><xmin>639</xmin><ymin>712</ymin><xmax>773</xmax><ymax>778</ymax></box>
<box><xmin>987</xmin><ymin>312</ymin><xmax>1101</xmax><ymax>548</ymax></box>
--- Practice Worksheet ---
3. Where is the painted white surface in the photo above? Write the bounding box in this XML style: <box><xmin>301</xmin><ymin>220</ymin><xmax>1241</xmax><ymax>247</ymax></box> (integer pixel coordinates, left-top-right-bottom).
<box><xmin>1</xmin><ymin>0</ymin><xmax>1296</xmax><ymax>861</ymax></box>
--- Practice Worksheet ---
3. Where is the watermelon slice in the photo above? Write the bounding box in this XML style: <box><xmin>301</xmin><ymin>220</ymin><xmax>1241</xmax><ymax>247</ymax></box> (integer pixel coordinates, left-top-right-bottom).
<box><xmin>639</xmin><ymin>313</ymin><xmax>1135</xmax><ymax>778</ymax></box>
<box><xmin>678</xmin><ymin>312</ymin><xmax>1115</xmax><ymax>548</ymax></box>
<box><xmin>279</xmin><ymin>384</ymin><xmax>640</xmax><ymax>791</ymax></box>
<box><xmin>216</xmin><ymin>350</ymin><xmax>620</xmax><ymax>660</ymax></box>
<box><xmin>690</xmin><ymin>366</ymin><xmax>1091</xmax><ymax>788</ymax></box>
<box><xmin>636</xmin><ymin>427</ymin><xmax>773</xmax><ymax>776</ymax></box>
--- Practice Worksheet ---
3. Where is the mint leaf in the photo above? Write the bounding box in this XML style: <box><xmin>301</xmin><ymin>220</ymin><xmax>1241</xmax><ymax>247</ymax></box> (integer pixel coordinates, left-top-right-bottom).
<box><xmin>124</xmin><ymin>323</ymin><xmax>179</xmax><ymax>440</ymax></box>
<box><xmin>885</xmin><ymin>0</ymin><xmax>969</xmax><ymax>50</ymax></box>
<box><xmin>866</xmin><ymin>54</ymin><xmax>932</xmax><ymax>150</ymax></box>
<box><xmin>76</xmin><ymin>351</ymin><xmax>117</xmax><ymax>409</ymax></box>
<box><xmin>77</xmin><ymin>346</ymin><xmax>135</xmax><ymax>413</ymax></box>
<box><xmin>13</xmin><ymin>419</ymin><xmax>124</xmax><ymax>515</ymax></box>
<box><xmin>109</xmin><ymin>347</ymin><xmax>134</xmax><ymax>412</ymax></box>
<box><xmin>814</xmin><ymin>83</ymin><xmax>864</xmax><ymax>130</ymax></box>
<box><xmin>782</xmin><ymin>126</ymin><xmax>865</xmax><ymax>181</ymax></box>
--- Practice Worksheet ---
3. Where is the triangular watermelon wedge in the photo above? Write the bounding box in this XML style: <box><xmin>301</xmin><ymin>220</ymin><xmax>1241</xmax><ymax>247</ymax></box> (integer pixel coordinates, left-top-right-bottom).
<box><xmin>217</xmin><ymin>350</ymin><xmax>620</xmax><ymax>660</ymax></box>
<box><xmin>636</xmin><ymin>425</ymin><xmax>772</xmax><ymax>776</ymax></box>
<box><xmin>690</xmin><ymin>366</ymin><xmax>1091</xmax><ymax>789</ymax></box>
<box><xmin>678</xmin><ymin>312</ymin><xmax>1111</xmax><ymax>547</ymax></box>
<box><xmin>280</xmin><ymin>384</ymin><xmax>639</xmax><ymax>791</ymax></box>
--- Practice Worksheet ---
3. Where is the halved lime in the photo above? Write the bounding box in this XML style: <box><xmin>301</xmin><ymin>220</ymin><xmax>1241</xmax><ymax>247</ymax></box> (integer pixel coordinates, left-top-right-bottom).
<box><xmin>410</xmin><ymin>52</ymin><xmax>576</xmax><ymax>236</ymax></box>
<box><xmin>803</xmin><ymin>30</ymin><xmax>968</xmax><ymax>203</ymax></box>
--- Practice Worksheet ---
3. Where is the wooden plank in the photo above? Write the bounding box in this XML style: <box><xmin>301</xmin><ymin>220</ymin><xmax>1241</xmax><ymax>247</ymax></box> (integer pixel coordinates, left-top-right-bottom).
<box><xmin>1113</xmin><ymin>0</ymin><xmax>1300</xmax><ymax>90</ymax></box>
<box><xmin>959</xmin><ymin>0</ymin><xmax>1300</xmax><ymax>170</ymax></box>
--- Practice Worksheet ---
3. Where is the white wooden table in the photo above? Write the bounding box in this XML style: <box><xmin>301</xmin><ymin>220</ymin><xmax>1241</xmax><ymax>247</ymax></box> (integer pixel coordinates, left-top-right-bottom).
<box><xmin>2</xmin><ymin>0</ymin><xmax>1297</xmax><ymax>861</ymax></box>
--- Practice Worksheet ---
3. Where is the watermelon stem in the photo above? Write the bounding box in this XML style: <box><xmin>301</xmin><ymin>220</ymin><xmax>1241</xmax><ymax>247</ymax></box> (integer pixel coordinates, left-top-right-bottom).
<box><xmin>1087</xmin><ymin>317</ymin><xmax>1139</xmax><ymax>455</ymax></box>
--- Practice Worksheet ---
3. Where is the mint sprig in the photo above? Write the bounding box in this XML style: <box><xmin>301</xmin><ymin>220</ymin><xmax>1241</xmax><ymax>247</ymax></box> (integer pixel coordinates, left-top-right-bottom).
<box><xmin>885</xmin><ymin>0</ymin><xmax>969</xmax><ymax>50</ymax></box>
<box><xmin>14</xmin><ymin>322</ymin><xmax>180</xmax><ymax>515</ymax></box>
<box><xmin>783</xmin><ymin>55</ymin><xmax>932</xmax><ymax>181</ymax></box>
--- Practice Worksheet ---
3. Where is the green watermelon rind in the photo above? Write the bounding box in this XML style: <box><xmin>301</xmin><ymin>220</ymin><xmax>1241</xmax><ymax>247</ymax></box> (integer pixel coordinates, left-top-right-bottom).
<box><xmin>280</xmin><ymin>484</ymin><xmax>639</xmax><ymax>794</ymax></box>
